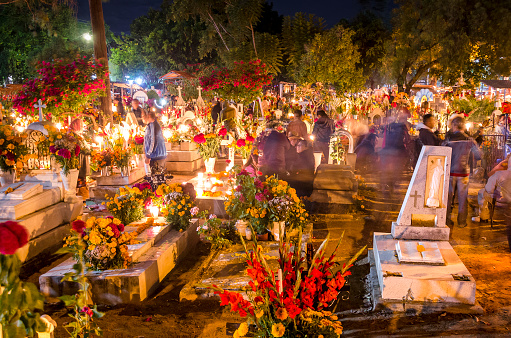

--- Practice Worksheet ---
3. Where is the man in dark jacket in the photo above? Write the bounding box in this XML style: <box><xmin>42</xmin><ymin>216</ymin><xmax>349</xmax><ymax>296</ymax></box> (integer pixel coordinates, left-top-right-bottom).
<box><xmin>355</xmin><ymin>133</ymin><xmax>378</xmax><ymax>172</ymax></box>
<box><xmin>312</xmin><ymin>110</ymin><xmax>335</xmax><ymax>163</ymax></box>
<box><xmin>287</xmin><ymin>139</ymin><xmax>315</xmax><ymax>196</ymax></box>
<box><xmin>260</xmin><ymin>123</ymin><xmax>291</xmax><ymax>178</ymax></box>
<box><xmin>418</xmin><ymin>114</ymin><xmax>441</xmax><ymax>146</ymax></box>
<box><xmin>442</xmin><ymin>117</ymin><xmax>482</xmax><ymax>228</ymax></box>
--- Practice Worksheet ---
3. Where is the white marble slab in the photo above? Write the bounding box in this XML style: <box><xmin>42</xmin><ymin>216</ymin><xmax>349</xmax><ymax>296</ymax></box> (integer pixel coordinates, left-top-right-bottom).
<box><xmin>0</xmin><ymin>182</ymin><xmax>43</xmax><ymax>200</ymax></box>
<box><xmin>0</xmin><ymin>188</ymin><xmax>62</xmax><ymax>220</ymax></box>
<box><xmin>95</xmin><ymin>168</ymin><xmax>145</xmax><ymax>186</ymax></box>
<box><xmin>396</xmin><ymin>241</ymin><xmax>445</xmax><ymax>265</ymax></box>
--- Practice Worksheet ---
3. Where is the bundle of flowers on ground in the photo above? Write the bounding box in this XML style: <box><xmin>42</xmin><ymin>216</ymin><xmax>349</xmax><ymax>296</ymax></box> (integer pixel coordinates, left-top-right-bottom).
<box><xmin>225</xmin><ymin>170</ymin><xmax>309</xmax><ymax>235</ymax></box>
<box><xmin>40</xmin><ymin>124</ymin><xmax>82</xmax><ymax>174</ymax></box>
<box><xmin>0</xmin><ymin>124</ymin><xmax>31</xmax><ymax>173</ymax></box>
<box><xmin>64</xmin><ymin>217</ymin><xmax>135</xmax><ymax>271</ymax></box>
<box><xmin>157</xmin><ymin>183</ymin><xmax>199</xmax><ymax>231</ymax></box>
<box><xmin>211</xmin><ymin>233</ymin><xmax>365</xmax><ymax>338</ymax></box>
<box><xmin>197</xmin><ymin>214</ymin><xmax>237</xmax><ymax>249</ymax></box>
<box><xmin>0</xmin><ymin>221</ymin><xmax>48</xmax><ymax>337</ymax></box>
<box><xmin>104</xmin><ymin>186</ymin><xmax>147</xmax><ymax>226</ymax></box>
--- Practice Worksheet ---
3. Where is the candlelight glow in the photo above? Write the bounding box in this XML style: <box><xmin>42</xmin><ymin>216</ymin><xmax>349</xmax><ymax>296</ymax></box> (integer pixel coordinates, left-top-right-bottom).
<box><xmin>149</xmin><ymin>206</ymin><xmax>159</xmax><ymax>218</ymax></box>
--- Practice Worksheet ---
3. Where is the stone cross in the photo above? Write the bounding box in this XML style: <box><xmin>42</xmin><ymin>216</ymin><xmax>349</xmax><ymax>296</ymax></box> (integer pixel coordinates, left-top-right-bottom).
<box><xmin>410</xmin><ymin>191</ymin><xmax>421</xmax><ymax>208</ymax></box>
<box><xmin>197</xmin><ymin>86</ymin><xmax>203</xmax><ymax>98</ymax></box>
<box><xmin>196</xmin><ymin>86</ymin><xmax>205</xmax><ymax>108</ymax></box>
<box><xmin>34</xmin><ymin>99</ymin><xmax>46</xmax><ymax>121</ymax></box>
<box><xmin>175</xmin><ymin>85</ymin><xmax>186</xmax><ymax>108</ymax></box>
<box><xmin>431</xmin><ymin>96</ymin><xmax>446</xmax><ymax>112</ymax></box>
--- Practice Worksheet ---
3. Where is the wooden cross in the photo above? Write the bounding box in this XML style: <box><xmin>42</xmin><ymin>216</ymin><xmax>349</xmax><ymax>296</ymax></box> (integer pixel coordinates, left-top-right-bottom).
<box><xmin>410</xmin><ymin>191</ymin><xmax>422</xmax><ymax>208</ymax></box>
<box><xmin>34</xmin><ymin>99</ymin><xmax>46</xmax><ymax>121</ymax></box>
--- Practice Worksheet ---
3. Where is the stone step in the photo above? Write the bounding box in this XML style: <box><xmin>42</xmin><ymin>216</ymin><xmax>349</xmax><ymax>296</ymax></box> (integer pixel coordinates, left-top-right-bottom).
<box><xmin>0</xmin><ymin>188</ymin><xmax>62</xmax><ymax>220</ymax></box>
<box><xmin>166</xmin><ymin>150</ymin><xmax>201</xmax><ymax>162</ymax></box>
<box><xmin>40</xmin><ymin>219</ymin><xmax>199</xmax><ymax>305</ymax></box>
<box><xmin>95</xmin><ymin>168</ymin><xmax>146</xmax><ymax>186</ymax></box>
<box><xmin>166</xmin><ymin>158</ymin><xmax>203</xmax><ymax>174</ymax></box>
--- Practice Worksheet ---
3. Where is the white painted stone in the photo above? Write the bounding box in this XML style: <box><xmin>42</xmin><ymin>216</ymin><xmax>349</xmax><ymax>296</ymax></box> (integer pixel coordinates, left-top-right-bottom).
<box><xmin>95</xmin><ymin>168</ymin><xmax>145</xmax><ymax>186</ymax></box>
<box><xmin>0</xmin><ymin>182</ymin><xmax>43</xmax><ymax>200</ymax></box>
<box><xmin>166</xmin><ymin>158</ymin><xmax>203</xmax><ymax>173</ymax></box>
<box><xmin>392</xmin><ymin>146</ymin><xmax>452</xmax><ymax>240</ymax></box>
<box><xmin>0</xmin><ymin>188</ymin><xmax>62</xmax><ymax>220</ymax></box>
<box><xmin>373</xmin><ymin>232</ymin><xmax>475</xmax><ymax>305</ymax></box>
<box><xmin>39</xmin><ymin>220</ymin><xmax>199</xmax><ymax>305</ymax></box>
<box><xmin>23</xmin><ymin>170</ymin><xmax>61</xmax><ymax>189</ymax></box>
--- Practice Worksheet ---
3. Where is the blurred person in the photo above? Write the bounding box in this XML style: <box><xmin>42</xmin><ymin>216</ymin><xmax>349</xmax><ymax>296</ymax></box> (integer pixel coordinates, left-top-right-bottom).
<box><xmin>211</xmin><ymin>99</ymin><xmax>222</xmax><ymax>124</ymax></box>
<box><xmin>287</xmin><ymin>109</ymin><xmax>308</xmax><ymax>140</ymax></box>
<box><xmin>442</xmin><ymin>117</ymin><xmax>482</xmax><ymax>228</ymax></box>
<box><xmin>113</xmin><ymin>97</ymin><xmax>125</xmax><ymax>120</ymax></box>
<box><xmin>355</xmin><ymin>133</ymin><xmax>378</xmax><ymax>173</ymax></box>
<box><xmin>69</xmin><ymin>118</ymin><xmax>90</xmax><ymax>190</ymax></box>
<box><xmin>312</xmin><ymin>110</ymin><xmax>335</xmax><ymax>163</ymax></box>
<box><xmin>142</xmin><ymin>109</ymin><xmax>167</xmax><ymax>176</ymax></box>
<box><xmin>259</xmin><ymin>121</ymin><xmax>291</xmax><ymax>178</ymax></box>
<box><xmin>287</xmin><ymin>138</ymin><xmax>315</xmax><ymax>197</ymax></box>
<box><xmin>132</xmin><ymin>99</ymin><xmax>145</xmax><ymax>127</ymax></box>
<box><xmin>417</xmin><ymin>114</ymin><xmax>441</xmax><ymax>146</ymax></box>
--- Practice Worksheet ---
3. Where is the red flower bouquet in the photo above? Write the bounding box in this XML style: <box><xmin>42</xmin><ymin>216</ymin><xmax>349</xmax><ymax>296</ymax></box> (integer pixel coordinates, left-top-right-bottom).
<box><xmin>0</xmin><ymin>221</ymin><xmax>29</xmax><ymax>255</ymax></box>
<box><xmin>211</xmin><ymin>233</ymin><xmax>365</xmax><ymax>337</ymax></box>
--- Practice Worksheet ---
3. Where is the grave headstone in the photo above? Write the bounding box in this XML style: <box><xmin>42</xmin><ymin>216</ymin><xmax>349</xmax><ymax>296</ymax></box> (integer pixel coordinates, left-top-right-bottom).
<box><xmin>391</xmin><ymin>145</ymin><xmax>452</xmax><ymax>240</ymax></box>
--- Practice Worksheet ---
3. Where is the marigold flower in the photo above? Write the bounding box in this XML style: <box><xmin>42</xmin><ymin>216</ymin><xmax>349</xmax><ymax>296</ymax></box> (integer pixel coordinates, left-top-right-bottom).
<box><xmin>275</xmin><ymin>307</ymin><xmax>288</xmax><ymax>321</ymax></box>
<box><xmin>271</xmin><ymin>323</ymin><xmax>285</xmax><ymax>337</ymax></box>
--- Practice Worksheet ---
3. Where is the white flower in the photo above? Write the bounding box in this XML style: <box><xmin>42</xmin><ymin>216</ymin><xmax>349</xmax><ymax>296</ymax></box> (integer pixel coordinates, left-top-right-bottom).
<box><xmin>191</xmin><ymin>207</ymin><xmax>199</xmax><ymax>216</ymax></box>
<box><xmin>209</xmin><ymin>214</ymin><xmax>217</xmax><ymax>219</ymax></box>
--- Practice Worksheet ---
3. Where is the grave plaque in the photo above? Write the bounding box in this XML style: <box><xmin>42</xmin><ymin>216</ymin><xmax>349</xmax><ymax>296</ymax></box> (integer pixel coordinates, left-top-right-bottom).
<box><xmin>0</xmin><ymin>182</ymin><xmax>43</xmax><ymax>200</ymax></box>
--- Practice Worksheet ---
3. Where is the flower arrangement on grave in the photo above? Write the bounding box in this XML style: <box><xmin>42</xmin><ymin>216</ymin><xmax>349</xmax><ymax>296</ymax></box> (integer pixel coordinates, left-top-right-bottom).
<box><xmin>90</xmin><ymin>148</ymin><xmax>112</xmax><ymax>172</ymax></box>
<box><xmin>200</xmin><ymin>60</ymin><xmax>273</xmax><ymax>105</ymax></box>
<box><xmin>111</xmin><ymin>138</ymin><xmax>132</xmax><ymax>173</ymax></box>
<box><xmin>192</xmin><ymin>126</ymin><xmax>226</xmax><ymax>160</ymax></box>
<box><xmin>64</xmin><ymin>217</ymin><xmax>135</xmax><ymax>271</ymax></box>
<box><xmin>158</xmin><ymin>183</ymin><xmax>199</xmax><ymax>231</ymax></box>
<box><xmin>13</xmin><ymin>56</ymin><xmax>108</xmax><ymax>119</ymax></box>
<box><xmin>197</xmin><ymin>214</ymin><xmax>237</xmax><ymax>249</ymax></box>
<box><xmin>329</xmin><ymin>137</ymin><xmax>347</xmax><ymax>165</ymax></box>
<box><xmin>231</xmin><ymin>135</ymin><xmax>255</xmax><ymax>160</ymax></box>
<box><xmin>210</xmin><ymin>232</ymin><xmax>365</xmax><ymax>338</ymax></box>
<box><xmin>42</xmin><ymin>124</ymin><xmax>81</xmax><ymax>175</ymax></box>
<box><xmin>58</xmin><ymin>220</ymin><xmax>105</xmax><ymax>336</ymax></box>
<box><xmin>129</xmin><ymin>135</ymin><xmax>145</xmax><ymax>155</ymax></box>
<box><xmin>225</xmin><ymin>170</ymin><xmax>309</xmax><ymax>235</ymax></box>
<box><xmin>104</xmin><ymin>186</ymin><xmax>146</xmax><ymax>226</ymax></box>
<box><xmin>0</xmin><ymin>124</ymin><xmax>31</xmax><ymax>173</ymax></box>
<box><xmin>0</xmin><ymin>221</ymin><xmax>48</xmax><ymax>337</ymax></box>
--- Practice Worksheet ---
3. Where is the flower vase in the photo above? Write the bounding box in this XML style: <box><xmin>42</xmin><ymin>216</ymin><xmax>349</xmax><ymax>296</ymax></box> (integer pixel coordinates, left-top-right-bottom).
<box><xmin>235</xmin><ymin>220</ymin><xmax>248</xmax><ymax>235</ymax></box>
<box><xmin>242</xmin><ymin>158</ymin><xmax>249</xmax><ymax>166</ymax></box>
<box><xmin>137</xmin><ymin>154</ymin><xmax>145</xmax><ymax>168</ymax></box>
<box><xmin>120</xmin><ymin>166</ymin><xmax>130</xmax><ymax>177</ymax></box>
<box><xmin>204</xmin><ymin>157</ymin><xmax>216</xmax><ymax>174</ymax></box>
<box><xmin>245</xmin><ymin>227</ymin><xmax>253</xmax><ymax>240</ymax></box>
<box><xmin>0</xmin><ymin>170</ymin><xmax>16</xmax><ymax>186</ymax></box>
<box><xmin>101</xmin><ymin>166</ymin><xmax>111</xmax><ymax>176</ymax></box>
<box><xmin>272</xmin><ymin>221</ymin><xmax>285</xmax><ymax>241</ymax></box>
<box><xmin>60</xmin><ymin>169</ymin><xmax>79</xmax><ymax>196</ymax></box>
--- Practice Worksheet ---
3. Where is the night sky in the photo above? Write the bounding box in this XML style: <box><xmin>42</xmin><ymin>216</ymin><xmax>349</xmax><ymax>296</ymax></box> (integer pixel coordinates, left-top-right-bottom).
<box><xmin>76</xmin><ymin>0</ymin><xmax>362</xmax><ymax>35</ymax></box>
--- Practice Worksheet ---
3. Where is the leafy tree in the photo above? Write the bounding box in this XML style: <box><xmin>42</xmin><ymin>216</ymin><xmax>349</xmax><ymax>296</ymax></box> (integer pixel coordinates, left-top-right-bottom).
<box><xmin>385</xmin><ymin>0</ymin><xmax>511</xmax><ymax>94</ymax></box>
<box><xmin>295</xmin><ymin>25</ymin><xmax>365</xmax><ymax>94</ymax></box>
<box><xmin>281</xmin><ymin>13</ymin><xmax>325</xmax><ymax>80</ymax></box>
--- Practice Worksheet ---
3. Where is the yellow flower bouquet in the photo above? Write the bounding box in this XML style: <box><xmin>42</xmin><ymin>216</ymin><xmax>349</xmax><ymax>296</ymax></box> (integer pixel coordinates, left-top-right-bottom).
<box><xmin>158</xmin><ymin>183</ymin><xmax>199</xmax><ymax>231</ymax></box>
<box><xmin>0</xmin><ymin>124</ymin><xmax>31</xmax><ymax>173</ymax></box>
<box><xmin>105</xmin><ymin>186</ymin><xmax>146</xmax><ymax>226</ymax></box>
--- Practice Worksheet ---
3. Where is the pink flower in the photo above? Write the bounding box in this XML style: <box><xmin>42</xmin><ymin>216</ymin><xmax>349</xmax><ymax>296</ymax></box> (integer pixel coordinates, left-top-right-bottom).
<box><xmin>57</xmin><ymin>148</ymin><xmax>71</xmax><ymax>159</ymax></box>
<box><xmin>193</xmin><ymin>134</ymin><xmax>206</xmax><ymax>144</ymax></box>
<box><xmin>218</xmin><ymin>128</ymin><xmax>227</xmax><ymax>137</ymax></box>
<box><xmin>75</xmin><ymin>145</ymin><xmax>80</xmax><ymax>157</ymax></box>
<box><xmin>236</xmin><ymin>139</ymin><xmax>246</xmax><ymax>147</ymax></box>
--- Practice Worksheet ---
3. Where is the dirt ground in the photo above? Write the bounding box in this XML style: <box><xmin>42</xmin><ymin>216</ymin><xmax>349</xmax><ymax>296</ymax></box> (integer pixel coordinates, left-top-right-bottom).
<box><xmin>22</xmin><ymin>170</ymin><xmax>511</xmax><ymax>337</ymax></box>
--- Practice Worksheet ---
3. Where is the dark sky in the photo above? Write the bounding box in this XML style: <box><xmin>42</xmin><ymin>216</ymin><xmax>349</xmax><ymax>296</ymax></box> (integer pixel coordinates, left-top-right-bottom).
<box><xmin>77</xmin><ymin>0</ymin><xmax>362</xmax><ymax>35</ymax></box>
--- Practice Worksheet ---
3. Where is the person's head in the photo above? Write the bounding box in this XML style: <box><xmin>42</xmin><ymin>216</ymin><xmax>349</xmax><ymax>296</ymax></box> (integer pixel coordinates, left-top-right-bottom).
<box><xmin>141</xmin><ymin>109</ymin><xmax>155</xmax><ymax>124</ymax></box>
<box><xmin>288</xmin><ymin>135</ymin><xmax>301</xmax><ymax>147</ymax></box>
<box><xmin>451</xmin><ymin>116</ymin><xmax>466</xmax><ymax>132</ymax></box>
<box><xmin>296</xmin><ymin>139</ymin><xmax>309</xmax><ymax>153</ymax></box>
<box><xmin>317</xmin><ymin>110</ymin><xmax>328</xmax><ymax>119</ymax></box>
<box><xmin>499</xmin><ymin>114</ymin><xmax>506</xmax><ymax>125</ymax></box>
<box><xmin>293</xmin><ymin>109</ymin><xmax>302</xmax><ymax>120</ymax></box>
<box><xmin>113</xmin><ymin>97</ymin><xmax>121</xmax><ymax>105</ymax></box>
<box><xmin>423</xmin><ymin>114</ymin><xmax>436</xmax><ymax>129</ymax></box>
<box><xmin>365</xmin><ymin>133</ymin><xmax>378</xmax><ymax>147</ymax></box>
<box><xmin>132</xmin><ymin>99</ymin><xmax>140</xmax><ymax>109</ymax></box>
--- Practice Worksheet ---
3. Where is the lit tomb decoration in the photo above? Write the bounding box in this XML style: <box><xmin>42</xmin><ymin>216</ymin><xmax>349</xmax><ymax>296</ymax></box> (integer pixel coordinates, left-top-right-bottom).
<box><xmin>175</xmin><ymin>86</ymin><xmax>186</xmax><ymax>113</ymax></box>
<box><xmin>196</xmin><ymin>85</ymin><xmax>206</xmax><ymax>109</ymax></box>
<box><xmin>25</xmin><ymin>99</ymin><xmax>52</xmax><ymax>170</ymax></box>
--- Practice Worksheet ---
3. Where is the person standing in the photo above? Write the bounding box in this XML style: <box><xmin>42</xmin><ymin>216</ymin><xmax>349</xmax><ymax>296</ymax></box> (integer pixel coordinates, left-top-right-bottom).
<box><xmin>259</xmin><ymin>122</ymin><xmax>291</xmax><ymax>178</ymax></box>
<box><xmin>417</xmin><ymin>114</ymin><xmax>441</xmax><ymax>146</ymax></box>
<box><xmin>287</xmin><ymin>110</ymin><xmax>308</xmax><ymax>140</ymax></box>
<box><xmin>312</xmin><ymin>110</ymin><xmax>335</xmax><ymax>163</ymax></box>
<box><xmin>442</xmin><ymin>117</ymin><xmax>482</xmax><ymax>228</ymax></box>
<box><xmin>132</xmin><ymin>99</ymin><xmax>145</xmax><ymax>127</ymax></box>
<box><xmin>142</xmin><ymin>110</ymin><xmax>167</xmax><ymax>176</ymax></box>
<box><xmin>211</xmin><ymin>99</ymin><xmax>222</xmax><ymax>124</ymax></box>
<box><xmin>113</xmin><ymin>97</ymin><xmax>125</xmax><ymax>120</ymax></box>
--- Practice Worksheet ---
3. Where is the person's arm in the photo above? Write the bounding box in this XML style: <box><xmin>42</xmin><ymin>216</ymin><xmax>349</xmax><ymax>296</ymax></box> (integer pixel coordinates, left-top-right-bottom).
<box><xmin>146</xmin><ymin>123</ymin><xmax>155</xmax><ymax>157</ymax></box>
<box><xmin>470</xmin><ymin>139</ymin><xmax>482</xmax><ymax>161</ymax></box>
<box><xmin>485</xmin><ymin>173</ymin><xmax>498</xmax><ymax>197</ymax></box>
<box><xmin>488</xmin><ymin>159</ymin><xmax>508</xmax><ymax>177</ymax></box>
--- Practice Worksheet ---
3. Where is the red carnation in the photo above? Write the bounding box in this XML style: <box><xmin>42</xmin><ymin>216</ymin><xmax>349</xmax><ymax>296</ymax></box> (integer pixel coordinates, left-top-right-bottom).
<box><xmin>75</xmin><ymin>145</ymin><xmax>81</xmax><ymax>157</ymax></box>
<box><xmin>57</xmin><ymin>148</ymin><xmax>71</xmax><ymax>159</ymax></box>
<box><xmin>108</xmin><ymin>223</ymin><xmax>120</xmax><ymax>238</ymax></box>
<box><xmin>0</xmin><ymin>221</ymin><xmax>29</xmax><ymax>255</ymax></box>
<box><xmin>218</xmin><ymin>128</ymin><xmax>227</xmax><ymax>137</ymax></box>
<box><xmin>246</xmin><ymin>135</ymin><xmax>254</xmax><ymax>142</ymax></box>
<box><xmin>193</xmin><ymin>133</ymin><xmax>206</xmax><ymax>144</ymax></box>
<box><xmin>134</xmin><ymin>136</ymin><xmax>144</xmax><ymax>145</ymax></box>
<box><xmin>71</xmin><ymin>220</ymin><xmax>86</xmax><ymax>235</ymax></box>
<box><xmin>236</xmin><ymin>139</ymin><xmax>246</xmax><ymax>147</ymax></box>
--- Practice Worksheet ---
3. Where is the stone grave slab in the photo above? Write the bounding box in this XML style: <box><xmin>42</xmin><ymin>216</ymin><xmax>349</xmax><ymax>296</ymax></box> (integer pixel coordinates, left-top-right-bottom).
<box><xmin>0</xmin><ymin>187</ymin><xmax>62</xmax><ymax>220</ymax></box>
<box><xmin>95</xmin><ymin>168</ymin><xmax>146</xmax><ymax>186</ymax></box>
<box><xmin>396</xmin><ymin>241</ymin><xmax>444</xmax><ymax>265</ymax></box>
<box><xmin>39</xmin><ymin>219</ymin><xmax>199</xmax><ymax>305</ymax></box>
<box><xmin>180</xmin><ymin>229</ymin><xmax>311</xmax><ymax>301</ymax></box>
<box><xmin>16</xmin><ymin>199</ymin><xmax>83</xmax><ymax>262</ymax></box>
<box><xmin>180</xmin><ymin>141</ymin><xmax>197</xmax><ymax>151</ymax></box>
<box><xmin>23</xmin><ymin>170</ymin><xmax>61</xmax><ymax>189</ymax></box>
<box><xmin>0</xmin><ymin>182</ymin><xmax>43</xmax><ymax>200</ymax></box>
<box><xmin>373</xmin><ymin>232</ymin><xmax>475</xmax><ymax>305</ymax></box>
<box><xmin>392</xmin><ymin>146</ymin><xmax>452</xmax><ymax>241</ymax></box>
<box><xmin>166</xmin><ymin>149</ymin><xmax>201</xmax><ymax>162</ymax></box>
<box><xmin>166</xmin><ymin>158</ymin><xmax>203</xmax><ymax>173</ymax></box>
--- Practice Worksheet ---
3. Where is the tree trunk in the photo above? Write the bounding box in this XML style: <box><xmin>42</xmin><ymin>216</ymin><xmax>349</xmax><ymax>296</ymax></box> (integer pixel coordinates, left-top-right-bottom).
<box><xmin>89</xmin><ymin>0</ymin><xmax>112</xmax><ymax>125</ymax></box>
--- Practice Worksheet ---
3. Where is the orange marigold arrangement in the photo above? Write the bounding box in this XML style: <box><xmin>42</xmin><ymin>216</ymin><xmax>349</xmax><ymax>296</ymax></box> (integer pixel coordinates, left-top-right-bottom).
<box><xmin>0</xmin><ymin>124</ymin><xmax>31</xmax><ymax>173</ymax></box>
<box><xmin>210</xmin><ymin>232</ymin><xmax>365</xmax><ymax>338</ymax></box>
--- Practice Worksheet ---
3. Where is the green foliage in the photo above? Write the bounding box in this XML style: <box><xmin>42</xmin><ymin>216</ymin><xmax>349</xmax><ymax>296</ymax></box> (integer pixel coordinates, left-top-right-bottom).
<box><xmin>295</xmin><ymin>25</ymin><xmax>365</xmax><ymax>94</ymax></box>
<box><xmin>0</xmin><ymin>254</ymin><xmax>46</xmax><ymax>338</ymax></box>
<box><xmin>146</xmin><ymin>90</ymin><xmax>160</xmax><ymax>100</ymax></box>
<box><xmin>57</xmin><ymin>233</ymin><xmax>103</xmax><ymax>338</ymax></box>
<box><xmin>450</xmin><ymin>97</ymin><xmax>495</xmax><ymax>122</ymax></box>
<box><xmin>197</xmin><ymin>216</ymin><xmax>237</xmax><ymax>249</ymax></box>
